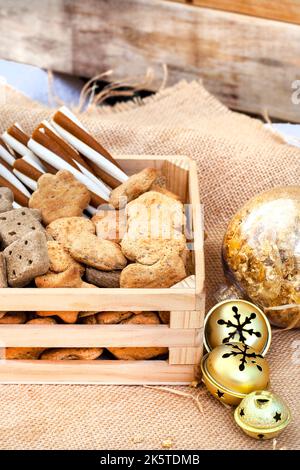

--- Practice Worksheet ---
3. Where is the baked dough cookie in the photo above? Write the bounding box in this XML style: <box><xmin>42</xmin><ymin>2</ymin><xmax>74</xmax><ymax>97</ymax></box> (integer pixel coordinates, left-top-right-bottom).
<box><xmin>119</xmin><ymin>188</ymin><xmax>187</xmax><ymax>287</ymax></box>
<box><xmin>26</xmin><ymin>317</ymin><xmax>57</xmax><ymax>324</ymax></box>
<box><xmin>110</xmin><ymin>168</ymin><xmax>158</xmax><ymax>209</ymax></box>
<box><xmin>85</xmin><ymin>268</ymin><xmax>121</xmax><ymax>288</ymax></box>
<box><xmin>47</xmin><ymin>240</ymin><xmax>84</xmax><ymax>274</ymax></box>
<box><xmin>82</xmin><ymin>311</ymin><xmax>133</xmax><ymax>324</ymax></box>
<box><xmin>35</xmin><ymin>249</ymin><xmax>96</xmax><ymax>322</ymax></box>
<box><xmin>0</xmin><ymin>312</ymin><xmax>27</xmax><ymax>324</ymax></box>
<box><xmin>92</xmin><ymin>207</ymin><xmax>126</xmax><ymax>243</ymax></box>
<box><xmin>40</xmin><ymin>348</ymin><xmax>103</xmax><ymax>360</ymax></box>
<box><xmin>0</xmin><ymin>252</ymin><xmax>7</xmax><ymax>287</ymax></box>
<box><xmin>46</xmin><ymin>216</ymin><xmax>95</xmax><ymax>251</ymax></box>
<box><xmin>121</xmin><ymin>233</ymin><xmax>186</xmax><ymax>265</ymax></box>
<box><xmin>29</xmin><ymin>170</ymin><xmax>91</xmax><ymax>225</ymax></box>
<box><xmin>150</xmin><ymin>175</ymin><xmax>181</xmax><ymax>201</ymax></box>
<box><xmin>121</xmin><ymin>312</ymin><xmax>161</xmax><ymax>324</ymax></box>
<box><xmin>150</xmin><ymin>185</ymin><xmax>181</xmax><ymax>201</ymax></box>
<box><xmin>108</xmin><ymin>347</ymin><xmax>168</xmax><ymax>360</ymax></box>
<box><xmin>4</xmin><ymin>231</ymin><xmax>49</xmax><ymax>287</ymax></box>
<box><xmin>0</xmin><ymin>207</ymin><xmax>45</xmax><ymax>247</ymax></box>
<box><xmin>122</xmin><ymin>190</ymin><xmax>186</xmax><ymax>266</ymax></box>
<box><xmin>69</xmin><ymin>234</ymin><xmax>127</xmax><ymax>271</ymax></box>
<box><xmin>4</xmin><ymin>347</ymin><xmax>46</xmax><ymax>360</ymax></box>
<box><xmin>126</xmin><ymin>191</ymin><xmax>185</xmax><ymax>232</ymax></box>
<box><xmin>36</xmin><ymin>310</ymin><xmax>79</xmax><ymax>324</ymax></box>
<box><xmin>120</xmin><ymin>253</ymin><xmax>186</xmax><ymax>288</ymax></box>
<box><xmin>158</xmin><ymin>312</ymin><xmax>170</xmax><ymax>324</ymax></box>
<box><xmin>35</xmin><ymin>265</ymin><xmax>83</xmax><ymax>288</ymax></box>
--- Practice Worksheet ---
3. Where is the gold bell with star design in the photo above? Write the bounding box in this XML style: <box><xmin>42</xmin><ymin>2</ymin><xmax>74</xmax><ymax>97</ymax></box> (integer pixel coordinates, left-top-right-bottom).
<box><xmin>201</xmin><ymin>342</ymin><xmax>270</xmax><ymax>405</ymax></box>
<box><xmin>234</xmin><ymin>390</ymin><xmax>291</xmax><ymax>440</ymax></box>
<box><xmin>204</xmin><ymin>299</ymin><xmax>271</xmax><ymax>356</ymax></box>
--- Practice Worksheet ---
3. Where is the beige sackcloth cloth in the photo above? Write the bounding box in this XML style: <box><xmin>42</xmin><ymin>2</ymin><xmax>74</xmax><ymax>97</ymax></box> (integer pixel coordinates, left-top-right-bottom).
<box><xmin>0</xmin><ymin>81</ymin><xmax>299</xmax><ymax>450</ymax></box>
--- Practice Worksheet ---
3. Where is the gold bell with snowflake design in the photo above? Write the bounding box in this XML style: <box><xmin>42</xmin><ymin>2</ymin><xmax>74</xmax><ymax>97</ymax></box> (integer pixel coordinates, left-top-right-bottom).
<box><xmin>201</xmin><ymin>342</ymin><xmax>270</xmax><ymax>405</ymax></box>
<box><xmin>204</xmin><ymin>299</ymin><xmax>271</xmax><ymax>356</ymax></box>
<box><xmin>234</xmin><ymin>390</ymin><xmax>291</xmax><ymax>440</ymax></box>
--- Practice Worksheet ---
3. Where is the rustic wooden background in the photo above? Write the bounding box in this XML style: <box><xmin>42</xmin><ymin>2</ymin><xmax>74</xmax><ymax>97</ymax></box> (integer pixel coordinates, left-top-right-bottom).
<box><xmin>0</xmin><ymin>0</ymin><xmax>300</xmax><ymax>121</ymax></box>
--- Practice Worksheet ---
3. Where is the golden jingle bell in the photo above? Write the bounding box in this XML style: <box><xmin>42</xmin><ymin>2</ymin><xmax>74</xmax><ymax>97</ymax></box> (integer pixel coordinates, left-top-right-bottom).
<box><xmin>234</xmin><ymin>390</ymin><xmax>291</xmax><ymax>440</ymax></box>
<box><xmin>201</xmin><ymin>342</ymin><xmax>270</xmax><ymax>405</ymax></box>
<box><xmin>204</xmin><ymin>299</ymin><xmax>271</xmax><ymax>355</ymax></box>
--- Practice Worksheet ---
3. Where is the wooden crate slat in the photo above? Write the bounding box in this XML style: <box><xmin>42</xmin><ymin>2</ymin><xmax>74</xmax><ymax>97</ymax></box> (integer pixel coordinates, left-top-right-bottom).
<box><xmin>171</xmin><ymin>1</ymin><xmax>300</xmax><ymax>26</ymax></box>
<box><xmin>1</xmin><ymin>0</ymin><xmax>300</xmax><ymax>119</ymax></box>
<box><xmin>0</xmin><ymin>287</ymin><xmax>196</xmax><ymax>311</ymax></box>
<box><xmin>0</xmin><ymin>324</ymin><xmax>198</xmax><ymax>347</ymax></box>
<box><xmin>0</xmin><ymin>360</ymin><xmax>195</xmax><ymax>385</ymax></box>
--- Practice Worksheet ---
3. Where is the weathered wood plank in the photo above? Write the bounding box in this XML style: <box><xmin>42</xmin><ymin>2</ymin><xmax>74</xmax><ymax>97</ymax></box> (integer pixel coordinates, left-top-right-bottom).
<box><xmin>0</xmin><ymin>0</ymin><xmax>73</xmax><ymax>73</ymax></box>
<box><xmin>0</xmin><ymin>0</ymin><xmax>300</xmax><ymax>120</ymax></box>
<box><xmin>172</xmin><ymin>1</ymin><xmax>300</xmax><ymax>26</ymax></box>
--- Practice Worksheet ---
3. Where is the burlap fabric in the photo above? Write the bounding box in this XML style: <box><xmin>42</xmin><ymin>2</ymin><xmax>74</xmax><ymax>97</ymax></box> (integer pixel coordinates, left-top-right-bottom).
<box><xmin>0</xmin><ymin>81</ymin><xmax>299</xmax><ymax>450</ymax></box>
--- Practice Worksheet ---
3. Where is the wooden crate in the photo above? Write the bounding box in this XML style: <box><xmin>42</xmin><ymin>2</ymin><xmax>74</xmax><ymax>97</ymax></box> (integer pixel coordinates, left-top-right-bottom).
<box><xmin>1</xmin><ymin>0</ymin><xmax>300</xmax><ymax>120</ymax></box>
<box><xmin>0</xmin><ymin>155</ymin><xmax>205</xmax><ymax>385</ymax></box>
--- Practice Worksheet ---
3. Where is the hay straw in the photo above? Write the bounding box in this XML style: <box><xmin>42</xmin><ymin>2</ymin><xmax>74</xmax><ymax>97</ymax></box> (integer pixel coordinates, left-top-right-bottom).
<box><xmin>47</xmin><ymin>65</ymin><xmax>169</xmax><ymax>113</ymax></box>
<box><xmin>262</xmin><ymin>108</ymin><xmax>286</xmax><ymax>144</ymax></box>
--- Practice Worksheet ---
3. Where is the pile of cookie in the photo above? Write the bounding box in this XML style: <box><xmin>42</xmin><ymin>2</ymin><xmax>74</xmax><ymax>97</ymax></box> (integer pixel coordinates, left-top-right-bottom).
<box><xmin>0</xmin><ymin>106</ymin><xmax>190</xmax><ymax>361</ymax></box>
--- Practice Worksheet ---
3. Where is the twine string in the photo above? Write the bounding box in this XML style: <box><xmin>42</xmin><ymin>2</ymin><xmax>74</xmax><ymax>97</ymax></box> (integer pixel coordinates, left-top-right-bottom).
<box><xmin>144</xmin><ymin>385</ymin><xmax>205</xmax><ymax>415</ymax></box>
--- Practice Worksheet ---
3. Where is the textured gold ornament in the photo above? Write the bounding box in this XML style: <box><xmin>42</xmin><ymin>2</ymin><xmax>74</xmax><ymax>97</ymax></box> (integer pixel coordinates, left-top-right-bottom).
<box><xmin>204</xmin><ymin>299</ymin><xmax>271</xmax><ymax>355</ymax></box>
<box><xmin>234</xmin><ymin>390</ymin><xmax>291</xmax><ymax>440</ymax></box>
<box><xmin>223</xmin><ymin>186</ymin><xmax>300</xmax><ymax>329</ymax></box>
<box><xmin>201</xmin><ymin>342</ymin><xmax>270</xmax><ymax>405</ymax></box>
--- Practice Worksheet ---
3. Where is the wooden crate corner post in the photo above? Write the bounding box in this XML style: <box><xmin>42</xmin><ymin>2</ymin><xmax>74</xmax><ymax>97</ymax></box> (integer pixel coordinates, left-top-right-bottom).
<box><xmin>168</xmin><ymin>156</ymin><xmax>205</xmax><ymax>380</ymax></box>
<box><xmin>169</xmin><ymin>276</ymin><xmax>204</xmax><ymax>381</ymax></box>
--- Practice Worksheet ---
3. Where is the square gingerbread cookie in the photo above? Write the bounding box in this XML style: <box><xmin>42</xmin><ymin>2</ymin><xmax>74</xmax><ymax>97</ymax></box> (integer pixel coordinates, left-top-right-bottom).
<box><xmin>0</xmin><ymin>208</ymin><xmax>44</xmax><ymax>248</ymax></box>
<box><xmin>4</xmin><ymin>231</ymin><xmax>50</xmax><ymax>287</ymax></box>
